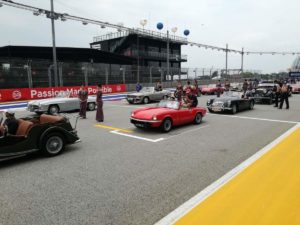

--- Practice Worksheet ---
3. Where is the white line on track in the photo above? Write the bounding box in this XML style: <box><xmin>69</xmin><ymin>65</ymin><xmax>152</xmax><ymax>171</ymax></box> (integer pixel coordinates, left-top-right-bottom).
<box><xmin>164</xmin><ymin>125</ymin><xmax>210</xmax><ymax>140</ymax></box>
<box><xmin>110</xmin><ymin>130</ymin><xmax>164</xmax><ymax>143</ymax></box>
<box><xmin>207</xmin><ymin>113</ymin><xmax>299</xmax><ymax>124</ymax></box>
<box><xmin>155</xmin><ymin>122</ymin><xmax>300</xmax><ymax>225</ymax></box>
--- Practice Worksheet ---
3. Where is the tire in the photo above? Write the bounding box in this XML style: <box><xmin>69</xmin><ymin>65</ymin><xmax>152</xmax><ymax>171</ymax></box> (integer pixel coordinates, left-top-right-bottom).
<box><xmin>41</xmin><ymin>132</ymin><xmax>65</xmax><ymax>156</ymax></box>
<box><xmin>249</xmin><ymin>101</ymin><xmax>254</xmax><ymax>110</ymax></box>
<box><xmin>87</xmin><ymin>102</ymin><xmax>96</xmax><ymax>111</ymax></box>
<box><xmin>160</xmin><ymin>118</ymin><xmax>172</xmax><ymax>132</ymax></box>
<box><xmin>231</xmin><ymin>104</ymin><xmax>237</xmax><ymax>114</ymax></box>
<box><xmin>194</xmin><ymin>113</ymin><xmax>203</xmax><ymax>124</ymax></box>
<box><xmin>268</xmin><ymin>98</ymin><xmax>273</xmax><ymax>105</ymax></box>
<box><xmin>48</xmin><ymin>105</ymin><xmax>59</xmax><ymax>115</ymax></box>
<box><xmin>143</xmin><ymin>97</ymin><xmax>150</xmax><ymax>104</ymax></box>
<box><xmin>208</xmin><ymin>108</ymin><xmax>214</xmax><ymax>113</ymax></box>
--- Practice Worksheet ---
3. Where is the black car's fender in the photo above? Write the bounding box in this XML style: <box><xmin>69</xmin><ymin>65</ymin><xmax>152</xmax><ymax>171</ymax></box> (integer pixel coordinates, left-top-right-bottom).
<box><xmin>38</xmin><ymin>126</ymin><xmax>78</xmax><ymax>148</ymax></box>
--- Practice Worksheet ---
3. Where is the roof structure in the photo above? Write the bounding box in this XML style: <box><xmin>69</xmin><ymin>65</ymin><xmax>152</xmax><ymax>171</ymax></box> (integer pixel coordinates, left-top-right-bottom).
<box><xmin>0</xmin><ymin>45</ymin><xmax>136</xmax><ymax>65</ymax></box>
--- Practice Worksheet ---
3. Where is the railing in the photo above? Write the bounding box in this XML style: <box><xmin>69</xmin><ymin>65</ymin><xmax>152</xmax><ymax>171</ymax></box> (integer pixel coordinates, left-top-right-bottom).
<box><xmin>93</xmin><ymin>28</ymin><xmax>188</xmax><ymax>44</ymax></box>
<box><xmin>130</xmin><ymin>50</ymin><xmax>187</xmax><ymax>61</ymax></box>
<box><xmin>93</xmin><ymin>31</ymin><xmax>130</xmax><ymax>43</ymax></box>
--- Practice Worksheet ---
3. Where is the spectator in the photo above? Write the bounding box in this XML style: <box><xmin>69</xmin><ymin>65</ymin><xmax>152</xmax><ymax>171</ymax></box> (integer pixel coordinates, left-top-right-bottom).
<box><xmin>136</xmin><ymin>83</ymin><xmax>142</xmax><ymax>92</ymax></box>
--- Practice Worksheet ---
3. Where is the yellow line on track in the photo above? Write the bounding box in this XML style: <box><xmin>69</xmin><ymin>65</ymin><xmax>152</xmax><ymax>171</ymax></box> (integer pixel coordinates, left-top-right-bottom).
<box><xmin>94</xmin><ymin>124</ymin><xmax>133</xmax><ymax>133</ymax></box>
<box><xmin>174</xmin><ymin>127</ymin><xmax>300</xmax><ymax>225</ymax></box>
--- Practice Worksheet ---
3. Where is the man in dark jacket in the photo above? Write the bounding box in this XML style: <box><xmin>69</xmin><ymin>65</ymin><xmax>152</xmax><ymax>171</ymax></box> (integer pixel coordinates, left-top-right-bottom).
<box><xmin>0</xmin><ymin>111</ymin><xmax>19</xmax><ymax>136</ymax></box>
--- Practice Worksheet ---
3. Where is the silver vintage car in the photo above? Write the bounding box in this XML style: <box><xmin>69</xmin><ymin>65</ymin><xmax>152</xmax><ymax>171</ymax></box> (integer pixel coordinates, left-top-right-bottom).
<box><xmin>27</xmin><ymin>91</ymin><xmax>97</xmax><ymax>115</ymax></box>
<box><xmin>126</xmin><ymin>87</ymin><xmax>171</xmax><ymax>104</ymax></box>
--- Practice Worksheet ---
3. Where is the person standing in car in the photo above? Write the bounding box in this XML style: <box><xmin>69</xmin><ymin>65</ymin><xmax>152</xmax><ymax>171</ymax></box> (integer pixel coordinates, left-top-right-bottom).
<box><xmin>174</xmin><ymin>81</ymin><xmax>183</xmax><ymax>102</ymax></box>
<box><xmin>279</xmin><ymin>82</ymin><xmax>289</xmax><ymax>109</ymax></box>
<box><xmin>193</xmin><ymin>79</ymin><xmax>200</xmax><ymax>96</ymax></box>
<box><xmin>96</xmin><ymin>84</ymin><xmax>104</xmax><ymax>122</ymax></box>
<box><xmin>78</xmin><ymin>84</ymin><xmax>88</xmax><ymax>119</ymax></box>
<box><xmin>242</xmin><ymin>79</ymin><xmax>248</xmax><ymax>95</ymax></box>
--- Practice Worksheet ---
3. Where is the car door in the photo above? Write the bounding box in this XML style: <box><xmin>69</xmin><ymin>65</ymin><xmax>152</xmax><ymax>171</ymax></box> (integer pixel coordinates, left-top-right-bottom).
<box><xmin>62</xmin><ymin>98</ymin><xmax>79</xmax><ymax>111</ymax></box>
<box><xmin>152</xmin><ymin>90</ymin><xmax>162</xmax><ymax>101</ymax></box>
<box><xmin>177</xmin><ymin>107</ymin><xmax>194</xmax><ymax>124</ymax></box>
<box><xmin>238</xmin><ymin>99</ymin><xmax>248</xmax><ymax>110</ymax></box>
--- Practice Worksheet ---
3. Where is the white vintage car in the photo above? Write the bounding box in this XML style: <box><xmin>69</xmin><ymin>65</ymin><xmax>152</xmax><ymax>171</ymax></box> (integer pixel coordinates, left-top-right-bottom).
<box><xmin>27</xmin><ymin>91</ymin><xmax>96</xmax><ymax>115</ymax></box>
<box><xmin>126</xmin><ymin>87</ymin><xmax>171</xmax><ymax>104</ymax></box>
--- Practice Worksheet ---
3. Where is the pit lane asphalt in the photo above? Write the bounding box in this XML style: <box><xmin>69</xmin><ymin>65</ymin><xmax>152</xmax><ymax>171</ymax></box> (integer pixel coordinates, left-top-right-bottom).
<box><xmin>0</xmin><ymin>95</ymin><xmax>299</xmax><ymax>225</ymax></box>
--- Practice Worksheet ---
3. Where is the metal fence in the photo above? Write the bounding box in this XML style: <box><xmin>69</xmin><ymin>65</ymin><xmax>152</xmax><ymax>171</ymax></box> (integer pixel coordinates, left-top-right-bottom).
<box><xmin>0</xmin><ymin>58</ymin><xmax>268</xmax><ymax>89</ymax></box>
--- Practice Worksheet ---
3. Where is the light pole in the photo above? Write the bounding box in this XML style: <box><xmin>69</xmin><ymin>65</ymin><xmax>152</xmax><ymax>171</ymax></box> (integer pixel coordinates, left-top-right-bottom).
<box><xmin>156</xmin><ymin>23</ymin><xmax>189</xmax><ymax>82</ymax></box>
<box><xmin>225</xmin><ymin>43</ymin><xmax>228</xmax><ymax>77</ymax></box>
<box><xmin>140</xmin><ymin>19</ymin><xmax>147</xmax><ymax>32</ymax></box>
<box><xmin>241</xmin><ymin>47</ymin><xmax>244</xmax><ymax>73</ymax></box>
<box><xmin>50</xmin><ymin>0</ymin><xmax>58</xmax><ymax>87</ymax></box>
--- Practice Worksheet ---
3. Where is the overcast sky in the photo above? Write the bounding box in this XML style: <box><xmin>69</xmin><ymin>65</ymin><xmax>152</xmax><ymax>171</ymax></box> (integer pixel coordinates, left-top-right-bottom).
<box><xmin>1</xmin><ymin>0</ymin><xmax>299</xmax><ymax>73</ymax></box>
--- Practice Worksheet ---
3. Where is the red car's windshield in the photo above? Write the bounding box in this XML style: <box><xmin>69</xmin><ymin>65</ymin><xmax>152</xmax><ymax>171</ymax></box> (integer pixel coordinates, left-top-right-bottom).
<box><xmin>158</xmin><ymin>100</ymin><xmax>180</xmax><ymax>110</ymax></box>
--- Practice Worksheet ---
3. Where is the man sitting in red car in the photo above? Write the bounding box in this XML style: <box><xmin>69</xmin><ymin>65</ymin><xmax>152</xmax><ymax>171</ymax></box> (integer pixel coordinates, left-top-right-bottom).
<box><xmin>183</xmin><ymin>89</ymin><xmax>198</xmax><ymax>108</ymax></box>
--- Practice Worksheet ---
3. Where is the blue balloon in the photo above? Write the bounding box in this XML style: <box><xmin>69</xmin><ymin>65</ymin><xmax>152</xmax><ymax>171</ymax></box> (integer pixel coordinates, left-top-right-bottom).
<box><xmin>157</xmin><ymin>22</ymin><xmax>164</xmax><ymax>30</ymax></box>
<box><xmin>184</xmin><ymin>29</ymin><xmax>190</xmax><ymax>36</ymax></box>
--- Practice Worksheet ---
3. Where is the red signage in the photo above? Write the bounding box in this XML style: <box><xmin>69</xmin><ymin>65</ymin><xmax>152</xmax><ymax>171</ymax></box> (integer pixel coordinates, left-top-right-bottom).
<box><xmin>0</xmin><ymin>84</ymin><xmax>126</xmax><ymax>102</ymax></box>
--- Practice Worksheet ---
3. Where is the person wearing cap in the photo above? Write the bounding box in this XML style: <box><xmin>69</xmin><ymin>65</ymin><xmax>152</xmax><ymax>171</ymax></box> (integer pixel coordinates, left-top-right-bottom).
<box><xmin>0</xmin><ymin>111</ymin><xmax>19</xmax><ymax>136</ymax></box>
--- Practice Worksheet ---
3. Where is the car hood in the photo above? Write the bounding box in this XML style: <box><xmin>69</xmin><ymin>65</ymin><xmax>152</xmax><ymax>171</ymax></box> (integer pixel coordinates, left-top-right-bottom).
<box><xmin>212</xmin><ymin>96</ymin><xmax>239</xmax><ymax>102</ymax></box>
<box><xmin>133</xmin><ymin>107</ymin><xmax>174</xmax><ymax>120</ymax></box>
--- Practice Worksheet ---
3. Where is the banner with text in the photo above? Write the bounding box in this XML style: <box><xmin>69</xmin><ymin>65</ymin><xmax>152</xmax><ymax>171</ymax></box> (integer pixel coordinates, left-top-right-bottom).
<box><xmin>0</xmin><ymin>84</ymin><xmax>126</xmax><ymax>102</ymax></box>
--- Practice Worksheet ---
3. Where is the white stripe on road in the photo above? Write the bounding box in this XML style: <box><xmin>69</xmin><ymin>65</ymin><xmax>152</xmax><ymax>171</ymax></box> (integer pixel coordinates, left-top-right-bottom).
<box><xmin>207</xmin><ymin>113</ymin><xmax>299</xmax><ymax>124</ymax></box>
<box><xmin>110</xmin><ymin>130</ymin><xmax>164</xmax><ymax>143</ymax></box>
<box><xmin>164</xmin><ymin>125</ymin><xmax>210</xmax><ymax>140</ymax></box>
<box><xmin>155</xmin><ymin>122</ymin><xmax>300</xmax><ymax>225</ymax></box>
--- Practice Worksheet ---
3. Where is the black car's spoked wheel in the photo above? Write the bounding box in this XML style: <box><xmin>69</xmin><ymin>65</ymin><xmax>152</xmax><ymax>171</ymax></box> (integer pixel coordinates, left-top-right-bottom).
<box><xmin>161</xmin><ymin>118</ymin><xmax>172</xmax><ymax>132</ymax></box>
<box><xmin>48</xmin><ymin>105</ymin><xmax>59</xmax><ymax>115</ymax></box>
<box><xmin>194</xmin><ymin>113</ymin><xmax>203</xmax><ymax>124</ymax></box>
<box><xmin>87</xmin><ymin>102</ymin><xmax>96</xmax><ymax>111</ymax></box>
<box><xmin>143</xmin><ymin>97</ymin><xmax>150</xmax><ymax>104</ymax></box>
<box><xmin>231</xmin><ymin>104</ymin><xmax>237</xmax><ymax>114</ymax></box>
<box><xmin>42</xmin><ymin>133</ymin><xmax>65</xmax><ymax>156</ymax></box>
<box><xmin>249</xmin><ymin>101</ymin><xmax>254</xmax><ymax>110</ymax></box>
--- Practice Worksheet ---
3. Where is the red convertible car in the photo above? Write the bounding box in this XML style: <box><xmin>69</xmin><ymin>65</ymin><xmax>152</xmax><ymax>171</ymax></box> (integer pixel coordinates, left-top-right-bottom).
<box><xmin>130</xmin><ymin>100</ymin><xmax>207</xmax><ymax>132</ymax></box>
<box><xmin>201</xmin><ymin>84</ymin><xmax>225</xmax><ymax>95</ymax></box>
<box><xmin>291</xmin><ymin>83</ymin><xmax>300</xmax><ymax>94</ymax></box>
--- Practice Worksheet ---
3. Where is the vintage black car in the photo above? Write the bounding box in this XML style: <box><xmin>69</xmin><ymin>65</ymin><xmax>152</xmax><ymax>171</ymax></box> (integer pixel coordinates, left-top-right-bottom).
<box><xmin>207</xmin><ymin>91</ymin><xmax>255</xmax><ymax>114</ymax></box>
<box><xmin>0</xmin><ymin>113</ymin><xmax>80</xmax><ymax>162</ymax></box>
<box><xmin>253</xmin><ymin>83</ymin><xmax>276</xmax><ymax>104</ymax></box>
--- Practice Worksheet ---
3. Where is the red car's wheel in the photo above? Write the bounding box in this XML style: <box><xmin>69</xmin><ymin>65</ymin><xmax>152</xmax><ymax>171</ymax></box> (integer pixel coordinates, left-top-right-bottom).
<box><xmin>194</xmin><ymin>113</ymin><xmax>203</xmax><ymax>124</ymax></box>
<box><xmin>161</xmin><ymin>118</ymin><xmax>172</xmax><ymax>132</ymax></box>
